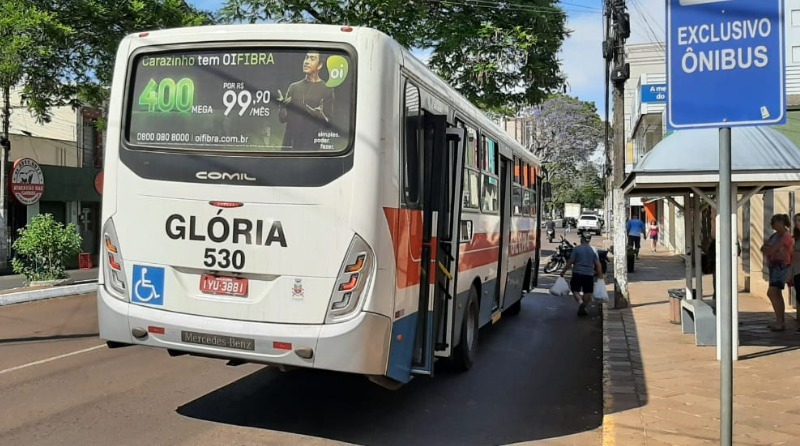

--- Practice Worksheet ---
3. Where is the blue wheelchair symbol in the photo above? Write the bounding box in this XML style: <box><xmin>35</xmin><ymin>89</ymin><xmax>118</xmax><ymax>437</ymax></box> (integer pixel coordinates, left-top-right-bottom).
<box><xmin>132</xmin><ymin>265</ymin><xmax>165</xmax><ymax>306</ymax></box>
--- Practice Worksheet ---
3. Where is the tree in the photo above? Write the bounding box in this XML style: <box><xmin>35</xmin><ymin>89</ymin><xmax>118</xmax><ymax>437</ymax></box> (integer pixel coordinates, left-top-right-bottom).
<box><xmin>1</xmin><ymin>0</ymin><xmax>214</xmax><ymax>123</ymax></box>
<box><xmin>550</xmin><ymin>162</ymin><xmax>604</xmax><ymax>210</ymax></box>
<box><xmin>219</xmin><ymin>0</ymin><xmax>568</xmax><ymax>111</ymax></box>
<box><xmin>517</xmin><ymin>94</ymin><xmax>605</xmax><ymax>213</ymax></box>
<box><xmin>12</xmin><ymin>214</ymin><xmax>82</xmax><ymax>283</ymax></box>
<box><xmin>0</xmin><ymin>2</ymin><xmax>72</xmax><ymax>96</ymax></box>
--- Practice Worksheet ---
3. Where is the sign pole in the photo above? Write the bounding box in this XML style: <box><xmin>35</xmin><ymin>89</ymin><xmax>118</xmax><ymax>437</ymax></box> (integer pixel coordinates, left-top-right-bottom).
<box><xmin>719</xmin><ymin>127</ymin><xmax>733</xmax><ymax>445</ymax></box>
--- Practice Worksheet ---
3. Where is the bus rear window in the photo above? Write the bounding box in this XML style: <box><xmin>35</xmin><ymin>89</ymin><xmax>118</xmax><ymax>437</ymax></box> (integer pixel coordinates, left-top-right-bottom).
<box><xmin>126</xmin><ymin>47</ymin><xmax>354</xmax><ymax>153</ymax></box>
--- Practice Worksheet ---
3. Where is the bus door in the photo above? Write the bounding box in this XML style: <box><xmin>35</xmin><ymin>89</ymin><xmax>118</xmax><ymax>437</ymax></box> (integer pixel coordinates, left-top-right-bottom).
<box><xmin>411</xmin><ymin>114</ymin><xmax>465</xmax><ymax>375</ymax></box>
<box><xmin>495</xmin><ymin>156</ymin><xmax>512</xmax><ymax>312</ymax></box>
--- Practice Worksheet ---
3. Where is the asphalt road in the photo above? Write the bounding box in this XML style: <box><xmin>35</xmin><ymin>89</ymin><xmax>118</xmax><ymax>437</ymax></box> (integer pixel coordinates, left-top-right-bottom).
<box><xmin>0</xmin><ymin>232</ymin><xmax>601</xmax><ymax>446</ymax></box>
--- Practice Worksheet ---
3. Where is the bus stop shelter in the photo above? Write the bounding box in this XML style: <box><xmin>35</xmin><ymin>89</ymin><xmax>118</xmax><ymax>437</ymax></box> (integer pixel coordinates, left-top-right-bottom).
<box><xmin>621</xmin><ymin>126</ymin><xmax>800</xmax><ymax>360</ymax></box>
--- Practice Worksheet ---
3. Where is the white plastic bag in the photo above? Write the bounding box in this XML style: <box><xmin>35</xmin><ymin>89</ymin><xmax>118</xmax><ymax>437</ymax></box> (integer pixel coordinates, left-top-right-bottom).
<box><xmin>593</xmin><ymin>279</ymin><xmax>609</xmax><ymax>302</ymax></box>
<box><xmin>549</xmin><ymin>277</ymin><xmax>571</xmax><ymax>296</ymax></box>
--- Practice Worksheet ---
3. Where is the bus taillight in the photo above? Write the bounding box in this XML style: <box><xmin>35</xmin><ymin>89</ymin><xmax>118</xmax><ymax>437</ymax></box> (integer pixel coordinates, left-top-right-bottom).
<box><xmin>327</xmin><ymin>235</ymin><xmax>375</xmax><ymax>323</ymax></box>
<box><xmin>345</xmin><ymin>255</ymin><xmax>365</xmax><ymax>273</ymax></box>
<box><xmin>338</xmin><ymin>274</ymin><xmax>359</xmax><ymax>291</ymax></box>
<box><xmin>102</xmin><ymin>219</ymin><xmax>129</xmax><ymax>300</ymax></box>
<box><xmin>105</xmin><ymin>236</ymin><xmax>118</xmax><ymax>254</ymax></box>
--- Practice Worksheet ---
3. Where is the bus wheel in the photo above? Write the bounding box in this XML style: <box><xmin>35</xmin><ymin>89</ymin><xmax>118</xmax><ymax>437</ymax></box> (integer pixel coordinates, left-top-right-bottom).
<box><xmin>453</xmin><ymin>287</ymin><xmax>479</xmax><ymax>371</ymax></box>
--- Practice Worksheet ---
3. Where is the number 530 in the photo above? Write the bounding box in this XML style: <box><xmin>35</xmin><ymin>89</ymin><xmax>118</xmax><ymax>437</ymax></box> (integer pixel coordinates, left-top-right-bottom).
<box><xmin>203</xmin><ymin>248</ymin><xmax>245</xmax><ymax>270</ymax></box>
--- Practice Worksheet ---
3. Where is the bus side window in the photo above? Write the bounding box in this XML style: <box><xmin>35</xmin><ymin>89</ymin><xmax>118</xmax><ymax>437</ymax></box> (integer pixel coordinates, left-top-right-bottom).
<box><xmin>481</xmin><ymin>137</ymin><xmax>499</xmax><ymax>213</ymax></box>
<box><xmin>512</xmin><ymin>185</ymin><xmax>522</xmax><ymax>216</ymax></box>
<box><xmin>462</xmin><ymin>125</ymin><xmax>480</xmax><ymax>210</ymax></box>
<box><xmin>403</xmin><ymin>81</ymin><xmax>422</xmax><ymax>206</ymax></box>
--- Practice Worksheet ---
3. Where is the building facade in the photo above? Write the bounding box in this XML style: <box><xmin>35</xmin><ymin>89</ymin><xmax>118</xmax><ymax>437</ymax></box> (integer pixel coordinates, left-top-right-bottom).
<box><xmin>1</xmin><ymin>88</ymin><xmax>103</xmax><ymax>270</ymax></box>
<box><xmin>623</xmin><ymin>0</ymin><xmax>800</xmax><ymax>296</ymax></box>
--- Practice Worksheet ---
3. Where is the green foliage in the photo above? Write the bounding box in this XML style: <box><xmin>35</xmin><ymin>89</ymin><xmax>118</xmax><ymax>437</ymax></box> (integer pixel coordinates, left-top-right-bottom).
<box><xmin>550</xmin><ymin>162</ymin><xmax>605</xmax><ymax>210</ymax></box>
<box><xmin>0</xmin><ymin>0</ymin><xmax>215</xmax><ymax>123</ymax></box>
<box><xmin>518</xmin><ymin>94</ymin><xmax>606</xmax><ymax>211</ymax></box>
<box><xmin>11</xmin><ymin>214</ymin><xmax>83</xmax><ymax>283</ymax></box>
<box><xmin>219</xmin><ymin>0</ymin><xmax>568</xmax><ymax>111</ymax></box>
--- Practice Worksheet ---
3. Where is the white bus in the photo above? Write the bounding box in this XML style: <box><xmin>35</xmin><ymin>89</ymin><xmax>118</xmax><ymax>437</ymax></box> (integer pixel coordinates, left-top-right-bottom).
<box><xmin>98</xmin><ymin>24</ymin><xmax>542</xmax><ymax>388</ymax></box>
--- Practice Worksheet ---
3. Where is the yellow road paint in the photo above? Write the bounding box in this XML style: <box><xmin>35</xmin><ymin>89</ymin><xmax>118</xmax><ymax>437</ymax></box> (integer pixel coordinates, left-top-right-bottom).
<box><xmin>602</xmin><ymin>414</ymin><xmax>616</xmax><ymax>446</ymax></box>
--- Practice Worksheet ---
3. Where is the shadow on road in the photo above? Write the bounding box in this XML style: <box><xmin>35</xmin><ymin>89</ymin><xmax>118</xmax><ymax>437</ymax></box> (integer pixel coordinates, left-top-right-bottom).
<box><xmin>0</xmin><ymin>332</ymin><xmax>99</xmax><ymax>345</ymax></box>
<box><xmin>177</xmin><ymin>291</ymin><xmax>603</xmax><ymax>445</ymax></box>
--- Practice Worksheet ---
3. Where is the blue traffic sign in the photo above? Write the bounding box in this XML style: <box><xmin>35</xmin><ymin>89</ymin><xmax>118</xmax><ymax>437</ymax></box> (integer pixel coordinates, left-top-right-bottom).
<box><xmin>641</xmin><ymin>84</ymin><xmax>667</xmax><ymax>103</ymax></box>
<box><xmin>667</xmin><ymin>0</ymin><xmax>786</xmax><ymax>130</ymax></box>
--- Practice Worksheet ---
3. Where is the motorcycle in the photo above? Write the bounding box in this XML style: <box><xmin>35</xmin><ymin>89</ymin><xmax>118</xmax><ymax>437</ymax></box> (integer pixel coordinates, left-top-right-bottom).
<box><xmin>546</xmin><ymin>227</ymin><xmax>556</xmax><ymax>243</ymax></box>
<box><xmin>543</xmin><ymin>236</ymin><xmax>575</xmax><ymax>273</ymax></box>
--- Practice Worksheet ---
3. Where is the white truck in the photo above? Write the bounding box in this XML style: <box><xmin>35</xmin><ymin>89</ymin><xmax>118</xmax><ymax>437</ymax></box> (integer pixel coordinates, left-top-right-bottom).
<box><xmin>563</xmin><ymin>203</ymin><xmax>581</xmax><ymax>228</ymax></box>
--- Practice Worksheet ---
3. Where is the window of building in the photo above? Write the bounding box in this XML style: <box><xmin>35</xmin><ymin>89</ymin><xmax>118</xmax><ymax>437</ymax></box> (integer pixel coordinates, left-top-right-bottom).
<box><xmin>792</xmin><ymin>9</ymin><xmax>800</xmax><ymax>27</ymax></box>
<box><xmin>82</xmin><ymin>119</ymin><xmax>103</xmax><ymax>168</ymax></box>
<box><xmin>793</xmin><ymin>46</ymin><xmax>800</xmax><ymax>64</ymax></box>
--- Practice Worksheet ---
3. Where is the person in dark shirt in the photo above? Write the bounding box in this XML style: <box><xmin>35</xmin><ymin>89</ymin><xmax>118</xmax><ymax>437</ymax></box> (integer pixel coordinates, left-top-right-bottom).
<box><xmin>560</xmin><ymin>233</ymin><xmax>603</xmax><ymax>317</ymax></box>
<box><xmin>277</xmin><ymin>51</ymin><xmax>335</xmax><ymax>150</ymax></box>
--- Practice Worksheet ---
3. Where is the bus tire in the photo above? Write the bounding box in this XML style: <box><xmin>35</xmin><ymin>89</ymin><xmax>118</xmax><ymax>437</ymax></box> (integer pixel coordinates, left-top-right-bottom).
<box><xmin>453</xmin><ymin>287</ymin><xmax>479</xmax><ymax>371</ymax></box>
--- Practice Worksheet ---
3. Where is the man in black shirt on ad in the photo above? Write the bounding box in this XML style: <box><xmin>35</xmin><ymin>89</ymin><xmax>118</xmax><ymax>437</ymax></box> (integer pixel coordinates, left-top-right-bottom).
<box><xmin>277</xmin><ymin>51</ymin><xmax>335</xmax><ymax>151</ymax></box>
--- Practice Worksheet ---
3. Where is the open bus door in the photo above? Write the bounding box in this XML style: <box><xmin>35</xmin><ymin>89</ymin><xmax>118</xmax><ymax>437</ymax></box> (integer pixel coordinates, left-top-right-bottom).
<box><xmin>411</xmin><ymin>114</ymin><xmax>465</xmax><ymax>375</ymax></box>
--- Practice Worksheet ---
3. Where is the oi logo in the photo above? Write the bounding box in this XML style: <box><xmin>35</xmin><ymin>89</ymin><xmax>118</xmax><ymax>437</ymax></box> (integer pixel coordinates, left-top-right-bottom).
<box><xmin>326</xmin><ymin>56</ymin><xmax>349</xmax><ymax>88</ymax></box>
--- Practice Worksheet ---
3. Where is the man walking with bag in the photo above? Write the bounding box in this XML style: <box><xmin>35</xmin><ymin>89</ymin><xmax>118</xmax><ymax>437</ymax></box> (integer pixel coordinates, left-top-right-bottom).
<box><xmin>560</xmin><ymin>233</ymin><xmax>604</xmax><ymax>316</ymax></box>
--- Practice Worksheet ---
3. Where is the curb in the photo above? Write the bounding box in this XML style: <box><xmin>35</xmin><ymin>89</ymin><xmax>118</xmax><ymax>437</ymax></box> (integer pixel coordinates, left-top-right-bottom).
<box><xmin>0</xmin><ymin>282</ymin><xmax>98</xmax><ymax>306</ymax></box>
<box><xmin>601</xmin><ymin>303</ymin><xmax>615</xmax><ymax>446</ymax></box>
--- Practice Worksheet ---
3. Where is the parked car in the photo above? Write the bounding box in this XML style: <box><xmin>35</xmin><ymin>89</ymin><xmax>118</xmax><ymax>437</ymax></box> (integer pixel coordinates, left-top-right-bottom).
<box><xmin>576</xmin><ymin>214</ymin><xmax>602</xmax><ymax>235</ymax></box>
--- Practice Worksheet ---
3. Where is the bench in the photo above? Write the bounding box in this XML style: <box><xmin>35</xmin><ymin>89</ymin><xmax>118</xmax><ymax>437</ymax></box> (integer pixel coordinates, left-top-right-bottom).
<box><xmin>680</xmin><ymin>298</ymin><xmax>717</xmax><ymax>346</ymax></box>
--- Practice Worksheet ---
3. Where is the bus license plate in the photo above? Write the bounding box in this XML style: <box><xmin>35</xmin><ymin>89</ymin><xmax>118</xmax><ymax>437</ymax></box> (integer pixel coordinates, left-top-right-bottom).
<box><xmin>200</xmin><ymin>275</ymin><xmax>248</xmax><ymax>297</ymax></box>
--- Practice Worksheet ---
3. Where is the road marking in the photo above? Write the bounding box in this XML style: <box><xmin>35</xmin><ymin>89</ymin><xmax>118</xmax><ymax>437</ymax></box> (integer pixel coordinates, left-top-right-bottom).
<box><xmin>602</xmin><ymin>414</ymin><xmax>616</xmax><ymax>446</ymax></box>
<box><xmin>0</xmin><ymin>344</ymin><xmax>106</xmax><ymax>376</ymax></box>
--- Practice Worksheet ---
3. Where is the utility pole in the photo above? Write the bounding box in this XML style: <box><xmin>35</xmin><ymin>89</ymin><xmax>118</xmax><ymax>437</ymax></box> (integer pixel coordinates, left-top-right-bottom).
<box><xmin>604</xmin><ymin>0</ymin><xmax>630</xmax><ymax>306</ymax></box>
<box><xmin>0</xmin><ymin>86</ymin><xmax>10</xmax><ymax>270</ymax></box>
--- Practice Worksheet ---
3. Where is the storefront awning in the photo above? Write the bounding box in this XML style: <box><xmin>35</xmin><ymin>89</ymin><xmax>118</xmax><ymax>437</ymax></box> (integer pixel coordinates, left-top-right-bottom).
<box><xmin>622</xmin><ymin>126</ymin><xmax>800</xmax><ymax>197</ymax></box>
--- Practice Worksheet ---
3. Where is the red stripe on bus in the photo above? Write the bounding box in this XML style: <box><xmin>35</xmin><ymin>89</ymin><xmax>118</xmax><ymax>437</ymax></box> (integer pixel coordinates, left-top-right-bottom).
<box><xmin>384</xmin><ymin>208</ymin><xmax>425</xmax><ymax>289</ymax></box>
<box><xmin>384</xmin><ymin>208</ymin><xmax>536</xmax><ymax>290</ymax></box>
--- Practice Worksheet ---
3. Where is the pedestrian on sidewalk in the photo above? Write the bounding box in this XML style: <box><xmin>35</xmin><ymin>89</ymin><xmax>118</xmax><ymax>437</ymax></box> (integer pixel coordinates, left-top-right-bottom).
<box><xmin>626</xmin><ymin>215</ymin><xmax>645</xmax><ymax>259</ymax></box>
<box><xmin>761</xmin><ymin>213</ymin><xmax>793</xmax><ymax>331</ymax></box>
<box><xmin>560</xmin><ymin>233</ymin><xmax>603</xmax><ymax>317</ymax></box>
<box><xmin>648</xmin><ymin>220</ymin><xmax>659</xmax><ymax>252</ymax></box>
<box><xmin>791</xmin><ymin>213</ymin><xmax>800</xmax><ymax>334</ymax></box>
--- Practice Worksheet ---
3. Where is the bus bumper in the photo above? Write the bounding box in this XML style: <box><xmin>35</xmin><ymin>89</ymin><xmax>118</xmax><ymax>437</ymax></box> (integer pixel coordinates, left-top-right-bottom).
<box><xmin>98</xmin><ymin>287</ymin><xmax>391</xmax><ymax>375</ymax></box>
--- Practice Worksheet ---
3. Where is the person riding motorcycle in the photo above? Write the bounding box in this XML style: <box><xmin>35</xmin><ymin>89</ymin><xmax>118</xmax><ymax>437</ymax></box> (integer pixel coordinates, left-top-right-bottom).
<box><xmin>545</xmin><ymin>218</ymin><xmax>556</xmax><ymax>243</ymax></box>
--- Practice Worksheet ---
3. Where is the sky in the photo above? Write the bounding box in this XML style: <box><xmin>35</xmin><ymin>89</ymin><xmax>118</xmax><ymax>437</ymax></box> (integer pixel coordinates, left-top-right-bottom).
<box><xmin>186</xmin><ymin>0</ymin><xmax>667</xmax><ymax>115</ymax></box>
<box><xmin>560</xmin><ymin>0</ymin><xmax>665</xmax><ymax>114</ymax></box>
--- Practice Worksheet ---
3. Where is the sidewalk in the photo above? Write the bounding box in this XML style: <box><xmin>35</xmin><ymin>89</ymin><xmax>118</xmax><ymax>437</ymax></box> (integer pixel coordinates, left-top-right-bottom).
<box><xmin>602</xmin><ymin>251</ymin><xmax>800</xmax><ymax>445</ymax></box>
<box><xmin>0</xmin><ymin>268</ymin><xmax>98</xmax><ymax>305</ymax></box>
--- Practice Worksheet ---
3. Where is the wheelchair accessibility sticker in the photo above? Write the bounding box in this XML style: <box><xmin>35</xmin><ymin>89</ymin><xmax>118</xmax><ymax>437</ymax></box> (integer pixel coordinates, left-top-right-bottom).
<box><xmin>132</xmin><ymin>265</ymin><xmax>165</xmax><ymax>306</ymax></box>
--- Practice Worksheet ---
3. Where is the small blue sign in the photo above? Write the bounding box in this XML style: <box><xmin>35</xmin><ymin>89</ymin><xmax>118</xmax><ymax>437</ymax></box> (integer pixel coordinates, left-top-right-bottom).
<box><xmin>641</xmin><ymin>84</ymin><xmax>667</xmax><ymax>103</ymax></box>
<box><xmin>667</xmin><ymin>0</ymin><xmax>786</xmax><ymax>129</ymax></box>
<box><xmin>132</xmin><ymin>265</ymin><xmax>165</xmax><ymax>306</ymax></box>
